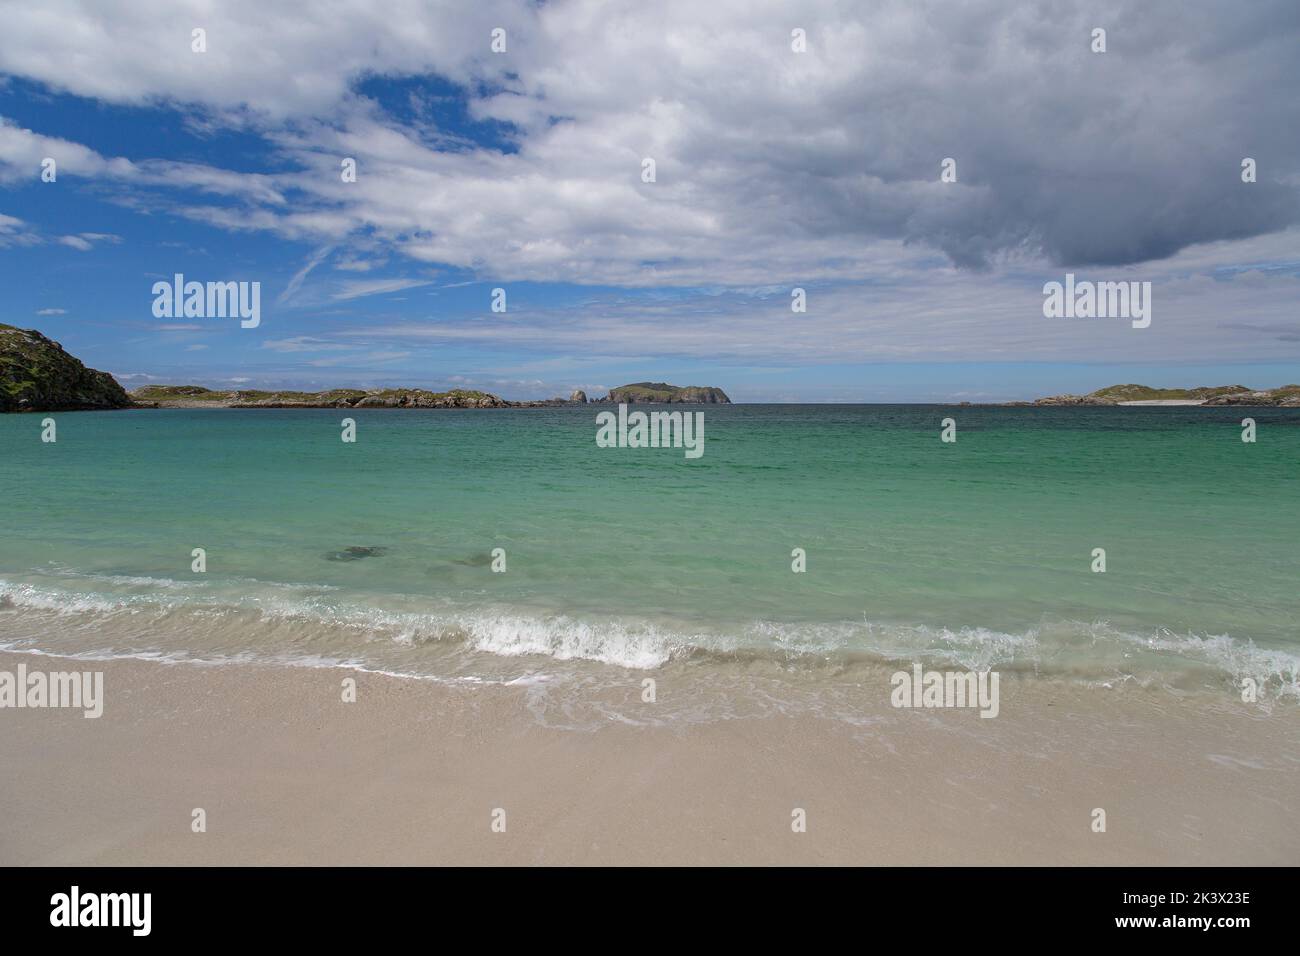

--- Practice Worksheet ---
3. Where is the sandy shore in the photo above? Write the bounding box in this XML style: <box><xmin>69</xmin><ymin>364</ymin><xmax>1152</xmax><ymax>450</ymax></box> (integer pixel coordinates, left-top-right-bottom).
<box><xmin>1</xmin><ymin>650</ymin><xmax>1296</xmax><ymax>866</ymax></box>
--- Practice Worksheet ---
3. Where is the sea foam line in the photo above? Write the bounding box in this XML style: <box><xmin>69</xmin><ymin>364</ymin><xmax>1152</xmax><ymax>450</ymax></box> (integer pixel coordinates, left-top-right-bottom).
<box><xmin>1</xmin><ymin>575</ymin><xmax>1297</xmax><ymax>696</ymax></box>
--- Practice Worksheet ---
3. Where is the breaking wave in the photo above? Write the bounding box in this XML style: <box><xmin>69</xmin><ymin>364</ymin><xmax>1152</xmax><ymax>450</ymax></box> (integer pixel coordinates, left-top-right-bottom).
<box><xmin>0</xmin><ymin>573</ymin><xmax>1296</xmax><ymax>700</ymax></box>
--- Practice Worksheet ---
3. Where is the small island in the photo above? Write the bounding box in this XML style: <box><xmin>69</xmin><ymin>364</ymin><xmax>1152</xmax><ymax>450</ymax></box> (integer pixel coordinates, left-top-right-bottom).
<box><xmin>594</xmin><ymin>382</ymin><xmax>731</xmax><ymax>404</ymax></box>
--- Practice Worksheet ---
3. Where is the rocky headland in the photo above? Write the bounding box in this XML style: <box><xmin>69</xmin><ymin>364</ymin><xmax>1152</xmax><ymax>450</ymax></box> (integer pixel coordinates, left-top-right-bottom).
<box><xmin>0</xmin><ymin>324</ymin><xmax>133</xmax><ymax>412</ymax></box>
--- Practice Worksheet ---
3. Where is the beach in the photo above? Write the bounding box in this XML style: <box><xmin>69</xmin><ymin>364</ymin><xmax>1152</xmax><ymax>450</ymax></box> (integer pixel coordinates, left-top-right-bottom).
<box><xmin>2</xmin><ymin>649</ymin><xmax>1296</xmax><ymax>866</ymax></box>
<box><xmin>3</xmin><ymin>0</ymin><xmax>1298</xmax><ymax>887</ymax></box>
<box><xmin>2</xmin><ymin>404</ymin><xmax>1298</xmax><ymax>865</ymax></box>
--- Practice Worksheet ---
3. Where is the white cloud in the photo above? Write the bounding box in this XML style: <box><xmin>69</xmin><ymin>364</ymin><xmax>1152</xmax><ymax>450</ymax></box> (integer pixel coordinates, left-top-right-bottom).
<box><xmin>340</xmin><ymin>257</ymin><xmax>1300</xmax><ymax>364</ymax></box>
<box><xmin>56</xmin><ymin>232</ymin><xmax>119</xmax><ymax>251</ymax></box>
<box><xmin>0</xmin><ymin>0</ymin><xmax>529</xmax><ymax>121</ymax></box>
<box><xmin>0</xmin><ymin>210</ymin><xmax>39</xmax><ymax>247</ymax></box>
<box><xmin>0</xmin><ymin>0</ymin><xmax>1294</xmax><ymax>287</ymax></box>
<box><xmin>1</xmin><ymin>0</ymin><xmax>1298</xmax><ymax>368</ymax></box>
<box><xmin>278</xmin><ymin>245</ymin><xmax>334</xmax><ymax>305</ymax></box>
<box><xmin>261</xmin><ymin>336</ymin><xmax>352</xmax><ymax>352</ymax></box>
<box><xmin>331</xmin><ymin>277</ymin><xmax>434</xmax><ymax>300</ymax></box>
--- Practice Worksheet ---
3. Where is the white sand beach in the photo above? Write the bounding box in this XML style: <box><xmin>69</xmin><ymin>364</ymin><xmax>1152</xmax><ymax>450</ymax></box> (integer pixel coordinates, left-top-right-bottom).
<box><xmin>2</xmin><ymin>650</ymin><xmax>1295</xmax><ymax>866</ymax></box>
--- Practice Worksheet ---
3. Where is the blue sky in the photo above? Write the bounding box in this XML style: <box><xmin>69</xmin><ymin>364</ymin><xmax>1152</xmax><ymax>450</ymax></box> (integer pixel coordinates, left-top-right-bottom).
<box><xmin>1</xmin><ymin>1</ymin><xmax>1298</xmax><ymax>402</ymax></box>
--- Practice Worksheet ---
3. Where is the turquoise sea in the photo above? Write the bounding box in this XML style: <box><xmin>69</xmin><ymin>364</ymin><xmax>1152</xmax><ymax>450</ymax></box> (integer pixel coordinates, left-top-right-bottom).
<box><xmin>1</xmin><ymin>405</ymin><xmax>1297</xmax><ymax>702</ymax></box>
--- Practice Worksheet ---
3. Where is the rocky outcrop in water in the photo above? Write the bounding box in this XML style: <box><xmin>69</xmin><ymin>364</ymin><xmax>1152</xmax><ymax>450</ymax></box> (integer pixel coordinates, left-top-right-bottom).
<box><xmin>0</xmin><ymin>324</ymin><xmax>133</xmax><ymax>412</ymax></box>
<box><xmin>595</xmin><ymin>382</ymin><xmax>731</xmax><ymax>404</ymax></box>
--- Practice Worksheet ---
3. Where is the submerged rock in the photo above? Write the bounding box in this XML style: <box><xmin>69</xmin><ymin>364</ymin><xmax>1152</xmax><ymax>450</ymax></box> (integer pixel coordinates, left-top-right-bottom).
<box><xmin>325</xmin><ymin>546</ymin><xmax>389</xmax><ymax>562</ymax></box>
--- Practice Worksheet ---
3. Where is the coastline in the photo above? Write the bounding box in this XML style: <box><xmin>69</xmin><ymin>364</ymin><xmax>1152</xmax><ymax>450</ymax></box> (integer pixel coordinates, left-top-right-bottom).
<box><xmin>3</xmin><ymin>649</ymin><xmax>1295</xmax><ymax>866</ymax></box>
<box><xmin>74</xmin><ymin>396</ymin><xmax>1300</xmax><ymax>411</ymax></box>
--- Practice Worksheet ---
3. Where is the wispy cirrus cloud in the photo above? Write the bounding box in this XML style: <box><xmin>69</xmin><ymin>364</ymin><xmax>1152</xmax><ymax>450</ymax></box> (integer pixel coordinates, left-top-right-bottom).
<box><xmin>261</xmin><ymin>335</ymin><xmax>353</xmax><ymax>353</ymax></box>
<box><xmin>278</xmin><ymin>245</ymin><xmax>335</xmax><ymax>305</ymax></box>
<box><xmin>338</xmin><ymin>252</ymin><xmax>1300</xmax><ymax>364</ymax></box>
<box><xmin>330</xmin><ymin>277</ymin><xmax>434</xmax><ymax>300</ymax></box>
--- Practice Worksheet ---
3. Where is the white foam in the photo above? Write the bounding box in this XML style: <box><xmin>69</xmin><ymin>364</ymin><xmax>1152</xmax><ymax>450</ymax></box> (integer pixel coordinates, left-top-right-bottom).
<box><xmin>2</xmin><ymin>574</ymin><xmax>1298</xmax><ymax>697</ymax></box>
<box><xmin>459</xmin><ymin>613</ymin><xmax>678</xmax><ymax>669</ymax></box>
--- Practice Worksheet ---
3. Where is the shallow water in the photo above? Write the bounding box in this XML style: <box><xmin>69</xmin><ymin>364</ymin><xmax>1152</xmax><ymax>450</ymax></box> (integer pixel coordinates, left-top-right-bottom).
<box><xmin>1</xmin><ymin>405</ymin><xmax>1297</xmax><ymax>701</ymax></box>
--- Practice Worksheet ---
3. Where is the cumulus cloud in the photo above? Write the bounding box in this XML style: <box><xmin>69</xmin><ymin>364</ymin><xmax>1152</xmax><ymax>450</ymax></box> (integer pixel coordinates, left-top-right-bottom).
<box><xmin>0</xmin><ymin>0</ymin><xmax>1295</xmax><ymax>286</ymax></box>
<box><xmin>0</xmin><ymin>117</ymin><xmax>135</xmax><ymax>181</ymax></box>
<box><xmin>0</xmin><ymin>0</ymin><xmax>527</xmax><ymax>121</ymax></box>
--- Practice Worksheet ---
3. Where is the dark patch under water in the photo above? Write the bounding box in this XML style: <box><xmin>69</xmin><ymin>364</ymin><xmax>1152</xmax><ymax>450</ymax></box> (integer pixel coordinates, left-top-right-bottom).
<box><xmin>325</xmin><ymin>546</ymin><xmax>389</xmax><ymax>562</ymax></box>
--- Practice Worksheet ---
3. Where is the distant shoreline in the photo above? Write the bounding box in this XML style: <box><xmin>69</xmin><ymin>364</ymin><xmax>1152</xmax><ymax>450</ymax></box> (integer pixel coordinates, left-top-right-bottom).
<box><xmin>125</xmin><ymin>382</ymin><xmax>1298</xmax><ymax>410</ymax></box>
<box><xmin>5</xmin><ymin>324</ymin><xmax>1299</xmax><ymax>411</ymax></box>
<box><xmin>31</xmin><ymin>398</ymin><xmax>1300</xmax><ymax>411</ymax></box>
<box><xmin>124</xmin><ymin>382</ymin><xmax>732</xmax><ymax>410</ymax></box>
